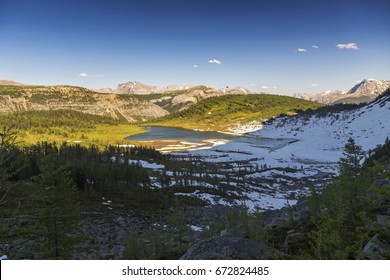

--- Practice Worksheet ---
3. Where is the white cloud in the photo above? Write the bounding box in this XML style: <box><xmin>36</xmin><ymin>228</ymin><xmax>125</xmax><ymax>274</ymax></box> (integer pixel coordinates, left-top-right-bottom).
<box><xmin>297</xmin><ymin>48</ymin><xmax>307</xmax><ymax>52</ymax></box>
<box><xmin>193</xmin><ymin>64</ymin><xmax>198</xmax><ymax>68</ymax></box>
<box><xmin>95</xmin><ymin>74</ymin><xmax>104</xmax><ymax>77</ymax></box>
<box><xmin>79</xmin><ymin>73</ymin><xmax>88</xmax><ymax>77</ymax></box>
<box><xmin>311</xmin><ymin>83</ymin><xmax>319</xmax><ymax>87</ymax></box>
<box><xmin>312</xmin><ymin>45</ymin><xmax>319</xmax><ymax>49</ymax></box>
<box><xmin>249</xmin><ymin>83</ymin><xmax>256</xmax><ymax>87</ymax></box>
<box><xmin>336</xmin><ymin>43</ymin><xmax>359</xmax><ymax>50</ymax></box>
<box><xmin>273</xmin><ymin>86</ymin><xmax>277</xmax><ymax>90</ymax></box>
<box><xmin>208</xmin><ymin>59</ymin><xmax>222</xmax><ymax>65</ymax></box>
<box><xmin>261</xmin><ymin>86</ymin><xmax>269</xmax><ymax>89</ymax></box>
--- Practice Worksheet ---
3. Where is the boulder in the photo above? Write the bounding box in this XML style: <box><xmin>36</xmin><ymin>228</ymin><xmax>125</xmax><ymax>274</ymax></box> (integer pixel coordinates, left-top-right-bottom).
<box><xmin>377</xmin><ymin>215</ymin><xmax>390</xmax><ymax>226</ymax></box>
<box><xmin>362</xmin><ymin>233</ymin><xmax>390</xmax><ymax>260</ymax></box>
<box><xmin>180</xmin><ymin>236</ymin><xmax>277</xmax><ymax>260</ymax></box>
<box><xmin>7</xmin><ymin>231</ymin><xmax>17</xmax><ymax>238</ymax></box>
<box><xmin>372</xmin><ymin>179</ymin><xmax>390</xmax><ymax>186</ymax></box>
<box><xmin>112</xmin><ymin>245</ymin><xmax>126</xmax><ymax>259</ymax></box>
<box><xmin>12</xmin><ymin>240</ymin><xmax>40</xmax><ymax>260</ymax></box>
<box><xmin>283</xmin><ymin>231</ymin><xmax>304</xmax><ymax>248</ymax></box>
<box><xmin>267</xmin><ymin>216</ymin><xmax>290</xmax><ymax>230</ymax></box>
<box><xmin>266</xmin><ymin>199</ymin><xmax>310</xmax><ymax>230</ymax></box>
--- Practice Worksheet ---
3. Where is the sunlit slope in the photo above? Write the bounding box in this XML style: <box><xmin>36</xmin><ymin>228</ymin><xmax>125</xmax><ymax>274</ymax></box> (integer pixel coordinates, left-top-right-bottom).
<box><xmin>149</xmin><ymin>94</ymin><xmax>324</xmax><ymax>132</ymax></box>
<box><xmin>0</xmin><ymin>110</ymin><xmax>146</xmax><ymax>146</ymax></box>
<box><xmin>0</xmin><ymin>85</ymin><xmax>168</xmax><ymax>122</ymax></box>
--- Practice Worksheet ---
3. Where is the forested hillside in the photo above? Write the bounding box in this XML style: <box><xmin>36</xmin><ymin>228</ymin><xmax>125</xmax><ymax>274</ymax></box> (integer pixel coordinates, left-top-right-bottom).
<box><xmin>0</xmin><ymin>110</ymin><xmax>145</xmax><ymax>146</ymax></box>
<box><xmin>150</xmin><ymin>94</ymin><xmax>324</xmax><ymax>132</ymax></box>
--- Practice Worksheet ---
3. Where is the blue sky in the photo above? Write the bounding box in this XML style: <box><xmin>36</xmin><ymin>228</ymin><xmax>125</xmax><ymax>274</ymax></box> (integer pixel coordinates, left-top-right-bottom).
<box><xmin>0</xmin><ymin>0</ymin><xmax>389</xmax><ymax>94</ymax></box>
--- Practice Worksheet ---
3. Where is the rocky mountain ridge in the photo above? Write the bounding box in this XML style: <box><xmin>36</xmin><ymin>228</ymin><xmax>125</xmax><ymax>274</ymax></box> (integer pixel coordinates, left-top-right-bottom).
<box><xmin>0</xmin><ymin>82</ymin><xmax>253</xmax><ymax>121</ymax></box>
<box><xmin>294</xmin><ymin>79</ymin><xmax>390</xmax><ymax>104</ymax></box>
<box><xmin>0</xmin><ymin>78</ymin><xmax>24</xmax><ymax>86</ymax></box>
<box><xmin>0</xmin><ymin>85</ymin><xmax>168</xmax><ymax>122</ymax></box>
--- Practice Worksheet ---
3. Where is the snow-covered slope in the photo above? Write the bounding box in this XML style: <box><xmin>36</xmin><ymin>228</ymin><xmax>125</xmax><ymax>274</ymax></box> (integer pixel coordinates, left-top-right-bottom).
<box><xmin>178</xmin><ymin>93</ymin><xmax>389</xmax><ymax>211</ymax></box>
<box><xmin>252</xmin><ymin>93</ymin><xmax>390</xmax><ymax>165</ymax></box>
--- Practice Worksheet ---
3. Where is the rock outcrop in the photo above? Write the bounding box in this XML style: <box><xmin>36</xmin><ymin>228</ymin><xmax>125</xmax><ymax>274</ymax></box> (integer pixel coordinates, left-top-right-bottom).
<box><xmin>362</xmin><ymin>233</ymin><xmax>390</xmax><ymax>260</ymax></box>
<box><xmin>180</xmin><ymin>236</ymin><xmax>278</xmax><ymax>260</ymax></box>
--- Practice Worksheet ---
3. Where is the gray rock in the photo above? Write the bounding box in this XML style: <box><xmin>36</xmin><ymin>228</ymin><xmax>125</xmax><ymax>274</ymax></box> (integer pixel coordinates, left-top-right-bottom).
<box><xmin>103</xmin><ymin>253</ymin><xmax>115</xmax><ymax>260</ymax></box>
<box><xmin>180</xmin><ymin>236</ymin><xmax>277</xmax><ymax>260</ymax></box>
<box><xmin>116</xmin><ymin>229</ymin><xmax>128</xmax><ymax>242</ymax></box>
<box><xmin>283</xmin><ymin>231</ymin><xmax>304</xmax><ymax>248</ymax></box>
<box><xmin>114</xmin><ymin>216</ymin><xmax>126</xmax><ymax>227</ymax></box>
<box><xmin>266</xmin><ymin>199</ymin><xmax>310</xmax><ymax>230</ymax></box>
<box><xmin>15</xmin><ymin>241</ymin><xmax>40</xmax><ymax>259</ymax></box>
<box><xmin>188</xmin><ymin>252</ymin><xmax>233</xmax><ymax>260</ymax></box>
<box><xmin>112</xmin><ymin>245</ymin><xmax>125</xmax><ymax>259</ymax></box>
<box><xmin>372</xmin><ymin>179</ymin><xmax>390</xmax><ymax>186</ymax></box>
<box><xmin>377</xmin><ymin>215</ymin><xmax>390</xmax><ymax>225</ymax></box>
<box><xmin>362</xmin><ymin>233</ymin><xmax>390</xmax><ymax>260</ymax></box>
<box><xmin>219</xmin><ymin>225</ymin><xmax>247</xmax><ymax>238</ymax></box>
<box><xmin>267</xmin><ymin>217</ymin><xmax>290</xmax><ymax>229</ymax></box>
<box><xmin>73</xmin><ymin>252</ymin><xmax>90</xmax><ymax>260</ymax></box>
<box><xmin>386</xmin><ymin>208</ymin><xmax>390</xmax><ymax>215</ymax></box>
<box><xmin>220</xmin><ymin>228</ymin><xmax>234</xmax><ymax>237</ymax></box>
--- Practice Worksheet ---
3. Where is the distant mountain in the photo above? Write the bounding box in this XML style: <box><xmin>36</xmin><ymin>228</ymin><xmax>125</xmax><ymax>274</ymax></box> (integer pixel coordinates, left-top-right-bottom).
<box><xmin>116</xmin><ymin>81</ymin><xmax>161</xmax><ymax>95</ymax></box>
<box><xmin>115</xmin><ymin>80</ymin><xmax>254</xmax><ymax>95</ymax></box>
<box><xmin>0</xmin><ymin>78</ymin><xmax>24</xmax><ymax>86</ymax></box>
<box><xmin>142</xmin><ymin>85</ymin><xmax>224</xmax><ymax>113</ymax></box>
<box><xmin>116</xmin><ymin>81</ymin><xmax>190</xmax><ymax>95</ymax></box>
<box><xmin>114</xmin><ymin>81</ymin><xmax>258</xmax><ymax>112</ymax></box>
<box><xmin>93</xmin><ymin>87</ymin><xmax>115</xmax><ymax>94</ymax></box>
<box><xmin>219</xmin><ymin>86</ymin><xmax>252</xmax><ymax>95</ymax></box>
<box><xmin>294</xmin><ymin>79</ymin><xmax>390</xmax><ymax>104</ymax></box>
<box><xmin>293</xmin><ymin>90</ymin><xmax>346</xmax><ymax>104</ymax></box>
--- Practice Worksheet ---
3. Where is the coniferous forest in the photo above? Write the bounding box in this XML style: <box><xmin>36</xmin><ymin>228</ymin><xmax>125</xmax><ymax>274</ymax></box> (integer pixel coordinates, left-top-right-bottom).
<box><xmin>1</xmin><ymin>122</ymin><xmax>389</xmax><ymax>259</ymax></box>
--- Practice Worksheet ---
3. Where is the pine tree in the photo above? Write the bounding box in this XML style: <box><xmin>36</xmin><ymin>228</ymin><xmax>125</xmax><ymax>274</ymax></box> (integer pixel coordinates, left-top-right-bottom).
<box><xmin>32</xmin><ymin>155</ymin><xmax>80</xmax><ymax>259</ymax></box>
<box><xmin>0</xmin><ymin>126</ymin><xmax>18</xmax><ymax>205</ymax></box>
<box><xmin>309</xmin><ymin>137</ymin><xmax>371</xmax><ymax>259</ymax></box>
<box><xmin>338</xmin><ymin>137</ymin><xmax>364</xmax><ymax>178</ymax></box>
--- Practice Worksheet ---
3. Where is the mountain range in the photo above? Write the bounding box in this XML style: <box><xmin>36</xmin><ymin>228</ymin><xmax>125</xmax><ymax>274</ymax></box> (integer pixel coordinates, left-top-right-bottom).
<box><xmin>0</xmin><ymin>80</ymin><xmax>257</xmax><ymax>123</ymax></box>
<box><xmin>97</xmin><ymin>80</ymin><xmax>253</xmax><ymax>96</ymax></box>
<box><xmin>0</xmin><ymin>78</ymin><xmax>388</xmax><ymax>126</ymax></box>
<box><xmin>293</xmin><ymin>79</ymin><xmax>390</xmax><ymax>104</ymax></box>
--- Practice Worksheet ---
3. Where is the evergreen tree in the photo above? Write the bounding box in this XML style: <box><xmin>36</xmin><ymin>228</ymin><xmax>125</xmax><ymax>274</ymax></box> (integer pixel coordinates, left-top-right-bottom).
<box><xmin>309</xmin><ymin>137</ymin><xmax>371</xmax><ymax>259</ymax></box>
<box><xmin>32</xmin><ymin>156</ymin><xmax>80</xmax><ymax>259</ymax></box>
<box><xmin>338</xmin><ymin>137</ymin><xmax>364</xmax><ymax>178</ymax></box>
<box><xmin>0</xmin><ymin>126</ymin><xmax>18</xmax><ymax>205</ymax></box>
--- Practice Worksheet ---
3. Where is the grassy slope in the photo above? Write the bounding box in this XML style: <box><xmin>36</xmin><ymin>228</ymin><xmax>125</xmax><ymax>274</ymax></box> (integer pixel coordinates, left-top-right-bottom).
<box><xmin>148</xmin><ymin>93</ymin><xmax>324</xmax><ymax>131</ymax></box>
